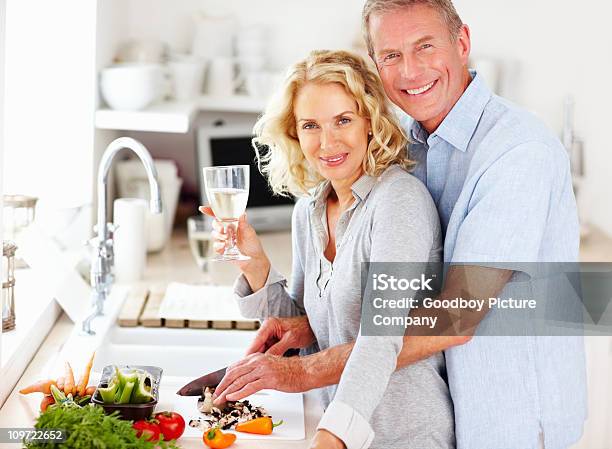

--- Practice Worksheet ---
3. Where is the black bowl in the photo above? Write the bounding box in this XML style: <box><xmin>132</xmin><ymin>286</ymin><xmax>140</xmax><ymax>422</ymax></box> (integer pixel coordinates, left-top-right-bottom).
<box><xmin>91</xmin><ymin>365</ymin><xmax>163</xmax><ymax>421</ymax></box>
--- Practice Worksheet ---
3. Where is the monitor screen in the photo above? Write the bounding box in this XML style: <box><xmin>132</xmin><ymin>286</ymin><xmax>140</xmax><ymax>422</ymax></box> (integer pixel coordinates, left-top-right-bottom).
<box><xmin>208</xmin><ymin>136</ymin><xmax>294</xmax><ymax>209</ymax></box>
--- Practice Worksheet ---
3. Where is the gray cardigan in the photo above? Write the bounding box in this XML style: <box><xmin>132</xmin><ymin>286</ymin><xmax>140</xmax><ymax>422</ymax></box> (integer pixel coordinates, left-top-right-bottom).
<box><xmin>234</xmin><ymin>165</ymin><xmax>455</xmax><ymax>449</ymax></box>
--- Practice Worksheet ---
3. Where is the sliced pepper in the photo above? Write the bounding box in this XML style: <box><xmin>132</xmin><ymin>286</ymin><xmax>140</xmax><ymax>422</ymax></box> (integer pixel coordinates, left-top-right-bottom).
<box><xmin>97</xmin><ymin>380</ymin><xmax>118</xmax><ymax>404</ymax></box>
<box><xmin>131</xmin><ymin>373</ymin><xmax>154</xmax><ymax>404</ymax></box>
<box><xmin>115</xmin><ymin>366</ymin><xmax>138</xmax><ymax>391</ymax></box>
<box><xmin>235</xmin><ymin>417</ymin><xmax>283</xmax><ymax>435</ymax></box>
<box><xmin>117</xmin><ymin>380</ymin><xmax>135</xmax><ymax>404</ymax></box>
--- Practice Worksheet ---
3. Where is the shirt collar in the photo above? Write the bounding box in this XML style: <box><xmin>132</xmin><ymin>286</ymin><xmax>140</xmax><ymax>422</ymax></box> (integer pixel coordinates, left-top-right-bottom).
<box><xmin>409</xmin><ymin>70</ymin><xmax>492</xmax><ymax>152</ymax></box>
<box><xmin>309</xmin><ymin>171</ymin><xmax>378</xmax><ymax>208</ymax></box>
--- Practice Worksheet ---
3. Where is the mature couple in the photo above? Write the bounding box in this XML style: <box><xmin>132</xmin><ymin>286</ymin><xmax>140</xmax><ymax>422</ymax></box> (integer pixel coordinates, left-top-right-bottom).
<box><xmin>200</xmin><ymin>1</ymin><xmax>586</xmax><ymax>448</ymax></box>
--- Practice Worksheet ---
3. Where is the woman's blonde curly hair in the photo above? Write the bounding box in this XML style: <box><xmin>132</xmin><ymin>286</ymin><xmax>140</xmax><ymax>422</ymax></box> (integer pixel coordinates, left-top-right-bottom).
<box><xmin>252</xmin><ymin>49</ymin><xmax>414</xmax><ymax>197</ymax></box>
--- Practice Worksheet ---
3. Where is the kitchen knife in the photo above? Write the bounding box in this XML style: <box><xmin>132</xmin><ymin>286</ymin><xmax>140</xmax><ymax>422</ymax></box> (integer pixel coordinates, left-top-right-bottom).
<box><xmin>176</xmin><ymin>367</ymin><xmax>227</xmax><ymax>396</ymax></box>
<box><xmin>176</xmin><ymin>349</ymin><xmax>300</xmax><ymax>396</ymax></box>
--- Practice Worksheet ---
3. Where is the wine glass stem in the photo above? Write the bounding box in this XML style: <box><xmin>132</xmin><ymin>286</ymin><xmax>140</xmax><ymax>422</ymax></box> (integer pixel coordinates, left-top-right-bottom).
<box><xmin>223</xmin><ymin>221</ymin><xmax>239</xmax><ymax>256</ymax></box>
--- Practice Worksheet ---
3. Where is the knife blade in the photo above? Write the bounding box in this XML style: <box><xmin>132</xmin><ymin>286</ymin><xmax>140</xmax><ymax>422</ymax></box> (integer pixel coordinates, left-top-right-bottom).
<box><xmin>176</xmin><ymin>367</ymin><xmax>227</xmax><ymax>396</ymax></box>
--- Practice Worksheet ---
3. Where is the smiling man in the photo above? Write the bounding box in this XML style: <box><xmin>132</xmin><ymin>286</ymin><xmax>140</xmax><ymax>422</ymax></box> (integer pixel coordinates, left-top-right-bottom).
<box><xmin>363</xmin><ymin>1</ymin><xmax>587</xmax><ymax>448</ymax></box>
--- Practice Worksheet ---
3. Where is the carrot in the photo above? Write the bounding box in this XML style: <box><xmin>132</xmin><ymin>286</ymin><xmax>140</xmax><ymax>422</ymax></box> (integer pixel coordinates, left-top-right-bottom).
<box><xmin>18</xmin><ymin>379</ymin><xmax>57</xmax><ymax>395</ymax></box>
<box><xmin>40</xmin><ymin>395</ymin><xmax>55</xmax><ymax>411</ymax></box>
<box><xmin>76</xmin><ymin>352</ymin><xmax>95</xmax><ymax>397</ymax></box>
<box><xmin>64</xmin><ymin>362</ymin><xmax>75</xmax><ymax>396</ymax></box>
<box><xmin>56</xmin><ymin>377</ymin><xmax>65</xmax><ymax>392</ymax></box>
<box><xmin>85</xmin><ymin>385</ymin><xmax>97</xmax><ymax>396</ymax></box>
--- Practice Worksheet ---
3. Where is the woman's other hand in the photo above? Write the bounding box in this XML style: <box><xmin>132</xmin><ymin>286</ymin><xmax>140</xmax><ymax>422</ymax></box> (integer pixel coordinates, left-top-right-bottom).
<box><xmin>309</xmin><ymin>430</ymin><xmax>346</xmax><ymax>449</ymax></box>
<box><xmin>199</xmin><ymin>206</ymin><xmax>271</xmax><ymax>291</ymax></box>
<box><xmin>245</xmin><ymin>316</ymin><xmax>316</xmax><ymax>356</ymax></box>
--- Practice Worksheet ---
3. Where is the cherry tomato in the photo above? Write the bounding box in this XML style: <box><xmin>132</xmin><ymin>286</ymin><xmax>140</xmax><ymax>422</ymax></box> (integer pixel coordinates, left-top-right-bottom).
<box><xmin>133</xmin><ymin>420</ymin><xmax>161</xmax><ymax>442</ymax></box>
<box><xmin>154</xmin><ymin>411</ymin><xmax>185</xmax><ymax>441</ymax></box>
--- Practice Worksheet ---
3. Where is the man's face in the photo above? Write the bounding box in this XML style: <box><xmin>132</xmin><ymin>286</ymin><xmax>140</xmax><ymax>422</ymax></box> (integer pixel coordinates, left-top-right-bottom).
<box><xmin>369</xmin><ymin>5</ymin><xmax>471</xmax><ymax>133</ymax></box>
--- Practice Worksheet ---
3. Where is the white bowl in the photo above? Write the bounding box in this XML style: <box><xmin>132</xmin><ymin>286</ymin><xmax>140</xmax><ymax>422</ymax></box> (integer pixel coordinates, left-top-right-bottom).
<box><xmin>100</xmin><ymin>63</ymin><xmax>164</xmax><ymax>111</ymax></box>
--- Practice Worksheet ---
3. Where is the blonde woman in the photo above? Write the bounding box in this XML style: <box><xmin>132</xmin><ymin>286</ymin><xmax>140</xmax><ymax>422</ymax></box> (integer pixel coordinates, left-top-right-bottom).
<box><xmin>201</xmin><ymin>50</ymin><xmax>454</xmax><ymax>449</ymax></box>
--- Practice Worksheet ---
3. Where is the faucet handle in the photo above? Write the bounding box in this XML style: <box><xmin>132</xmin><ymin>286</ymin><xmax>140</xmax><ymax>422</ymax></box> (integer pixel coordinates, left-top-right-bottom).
<box><xmin>92</xmin><ymin>221</ymin><xmax>117</xmax><ymax>236</ymax></box>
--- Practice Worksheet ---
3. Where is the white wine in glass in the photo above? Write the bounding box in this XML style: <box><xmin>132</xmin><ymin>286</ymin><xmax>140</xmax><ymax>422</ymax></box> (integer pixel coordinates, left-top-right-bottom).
<box><xmin>187</xmin><ymin>215</ymin><xmax>213</xmax><ymax>271</ymax></box>
<box><xmin>203</xmin><ymin>165</ymin><xmax>250</xmax><ymax>261</ymax></box>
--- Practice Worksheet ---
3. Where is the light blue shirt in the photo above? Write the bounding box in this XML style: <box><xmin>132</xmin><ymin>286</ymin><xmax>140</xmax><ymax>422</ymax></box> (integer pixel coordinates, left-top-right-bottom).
<box><xmin>401</xmin><ymin>72</ymin><xmax>587</xmax><ymax>449</ymax></box>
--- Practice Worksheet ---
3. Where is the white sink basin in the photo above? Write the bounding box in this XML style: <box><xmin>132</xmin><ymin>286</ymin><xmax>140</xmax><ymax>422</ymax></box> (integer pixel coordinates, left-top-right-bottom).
<box><xmin>52</xmin><ymin>287</ymin><xmax>258</xmax><ymax>388</ymax></box>
<box><xmin>93</xmin><ymin>326</ymin><xmax>257</xmax><ymax>380</ymax></box>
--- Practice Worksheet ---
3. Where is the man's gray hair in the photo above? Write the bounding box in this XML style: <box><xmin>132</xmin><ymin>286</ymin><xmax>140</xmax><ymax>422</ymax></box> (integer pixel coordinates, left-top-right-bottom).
<box><xmin>362</xmin><ymin>0</ymin><xmax>463</xmax><ymax>56</ymax></box>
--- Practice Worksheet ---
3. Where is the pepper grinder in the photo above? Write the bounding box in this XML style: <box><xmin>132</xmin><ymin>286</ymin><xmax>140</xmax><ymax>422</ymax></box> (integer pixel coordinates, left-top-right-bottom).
<box><xmin>2</xmin><ymin>241</ymin><xmax>17</xmax><ymax>332</ymax></box>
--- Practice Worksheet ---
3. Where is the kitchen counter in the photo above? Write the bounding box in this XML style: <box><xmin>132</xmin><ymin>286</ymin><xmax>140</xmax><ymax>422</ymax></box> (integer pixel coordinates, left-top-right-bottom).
<box><xmin>1</xmin><ymin>223</ymin><xmax>611</xmax><ymax>448</ymax></box>
<box><xmin>579</xmin><ymin>226</ymin><xmax>612</xmax><ymax>262</ymax></box>
<box><xmin>0</xmin><ymin>227</ymin><xmax>323</xmax><ymax>448</ymax></box>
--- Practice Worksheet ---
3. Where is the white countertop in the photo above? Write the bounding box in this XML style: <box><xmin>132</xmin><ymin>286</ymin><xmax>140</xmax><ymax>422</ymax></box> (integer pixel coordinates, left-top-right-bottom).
<box><xmin>0</xmin><ymin>227</ymin><xmax>322</xmax><ymax>448</ymax></box>
<box><xmin>1</xmin><ymin>223</ymin><xmax>610</xmax><ymax>448</ymax></box>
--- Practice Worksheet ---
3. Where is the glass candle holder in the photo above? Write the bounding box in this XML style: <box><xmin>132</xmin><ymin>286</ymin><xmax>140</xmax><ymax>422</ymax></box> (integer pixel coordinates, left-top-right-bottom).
<box><xmin>2</xmin><ymin>241</ymin><xmax>17</xmax><ymax>332</ymax></box>
<box><xmin>3</xmin><ymin>195</ymin><xmax>38</xmax><ymax>240</ymax></box>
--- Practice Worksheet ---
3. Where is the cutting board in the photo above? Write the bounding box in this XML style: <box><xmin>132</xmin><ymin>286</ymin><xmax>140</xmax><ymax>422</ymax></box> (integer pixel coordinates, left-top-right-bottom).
<box><xmin>157</xmin><ymin>383</ymin><xmax>305</xmax><ymax>441</ymax></box>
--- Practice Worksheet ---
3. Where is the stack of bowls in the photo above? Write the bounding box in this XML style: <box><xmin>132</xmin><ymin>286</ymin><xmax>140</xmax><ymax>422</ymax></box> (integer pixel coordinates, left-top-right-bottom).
<box><xmin>100</xmin><ymin>63</ymin><xmax>166</xmax><ymax>111</ymax></box>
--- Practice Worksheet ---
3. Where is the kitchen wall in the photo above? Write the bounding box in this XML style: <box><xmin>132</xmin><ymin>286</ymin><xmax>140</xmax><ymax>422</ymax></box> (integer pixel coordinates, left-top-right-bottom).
<box><xmin>3</xmin><ymin>0</ymin><xmax>97</xmax><ymax>210</ymax></box>
<box><xmin>2</xmin><ymin>0</ymin><xmax>98</xmax><ymax>249</ymax></box>
<box><xmin>94</xmin><ymin>0</ymin><xmax>126</xmax><ymax>225</ymax></box>
<box><xmin>109</xmin><ymin>0</ymin><xmax>612</xmax><ymax>234</ymax></box>
<box><xmin>122</xmin><ymin>0</ymin><xmax>364</xmax><ymax>69</ymax></box>
<box><xmin>453</xmin><ymin>0</ymin><xmax>612</xmax><ymax>237</ymax></box>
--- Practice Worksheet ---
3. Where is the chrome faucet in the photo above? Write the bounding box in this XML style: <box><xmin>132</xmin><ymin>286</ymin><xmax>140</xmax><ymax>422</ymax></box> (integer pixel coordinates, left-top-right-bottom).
<box><xmin>82</xmin><ymin>137</ymin><xmax>162</xmax><ymax>335</ymax></box>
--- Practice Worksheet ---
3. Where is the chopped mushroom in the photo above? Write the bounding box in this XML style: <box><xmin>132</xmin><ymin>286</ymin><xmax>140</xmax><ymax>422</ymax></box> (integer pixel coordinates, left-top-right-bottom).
<box><xmin>194</xmin><ymin>387</ymin><xmax>270</xmax><ymax>430</ymax></box>
<box><xmin>198</xmin><ymin>386</ymin><xmax>215</xmax><ymax>414</ymax></box>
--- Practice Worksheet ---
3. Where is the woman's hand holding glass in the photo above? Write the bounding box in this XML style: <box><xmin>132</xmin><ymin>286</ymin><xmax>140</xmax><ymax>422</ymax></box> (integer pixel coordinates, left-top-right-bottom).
<box><xmin>199</xmin><ymin>206</ymin><xmax>271</xmax><ymax>291</ymax></box>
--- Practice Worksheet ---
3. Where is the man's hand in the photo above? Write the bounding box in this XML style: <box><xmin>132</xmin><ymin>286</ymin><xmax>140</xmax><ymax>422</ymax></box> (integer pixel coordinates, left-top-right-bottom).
<box><xmin>309</xmin><ymin>430</ymin><xmax>346</xmax><ymax>449</ymax></box>
<box><xmin>245</xmin><ymin>316</ymin><xmax>316</xmax><ymax>356</ymax></box>
<box><xmin>213</xmin><ymin>352</ymin><xmax>311</xmax><ymax>405</ymax></box>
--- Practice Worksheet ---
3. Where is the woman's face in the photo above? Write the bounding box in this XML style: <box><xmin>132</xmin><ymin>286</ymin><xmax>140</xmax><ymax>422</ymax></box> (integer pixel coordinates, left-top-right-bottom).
<box><xmin>294</xmin><ymin>82</ymin><xmax>371</xmax><ymax>185</ymax></box>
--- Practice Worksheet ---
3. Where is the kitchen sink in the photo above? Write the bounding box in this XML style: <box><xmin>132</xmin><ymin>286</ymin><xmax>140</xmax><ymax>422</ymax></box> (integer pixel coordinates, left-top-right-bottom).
<box><xmin>35</xmin><ymin>290</ymin><xmax>311</xmax><ymax>446</ymax></box>
<box><xmin>51</xmin><ymin>287</ymin><xmax>258</xmax><ymax>392</ymax></box>
<box><xmin>93</xmin><ymin>326</ymin><xmax>257</xmax><ymax>380</ymax></box>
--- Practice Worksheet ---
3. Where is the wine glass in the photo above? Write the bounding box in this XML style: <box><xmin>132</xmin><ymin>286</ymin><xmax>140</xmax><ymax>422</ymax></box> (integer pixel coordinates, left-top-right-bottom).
<box><xmin>203</xmin><ymin>165</ymin><xmax>250</xmax><ymax>261</ymax></box>
<box><xmin>187</xmin><ymin>215</ymin><xmax>213</xmax><ymax>271</ymax></box>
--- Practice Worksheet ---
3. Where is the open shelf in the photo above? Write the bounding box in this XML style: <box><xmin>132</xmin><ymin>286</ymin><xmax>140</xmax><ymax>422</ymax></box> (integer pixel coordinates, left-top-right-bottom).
<box><xmin>95</xmin><ymin>95</ymin><xmax>266</xmax><ymax>133</ymax></box>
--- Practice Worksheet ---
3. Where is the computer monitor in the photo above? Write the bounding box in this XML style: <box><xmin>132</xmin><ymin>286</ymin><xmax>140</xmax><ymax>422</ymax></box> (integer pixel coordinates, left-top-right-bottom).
<box><xmin>196</xmin><ymin>124</ymin><xmax>295</xmax><ymax>232</ymax></box>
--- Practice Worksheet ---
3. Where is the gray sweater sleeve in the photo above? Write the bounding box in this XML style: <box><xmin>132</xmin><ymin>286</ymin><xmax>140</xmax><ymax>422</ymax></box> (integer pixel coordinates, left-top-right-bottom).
<box><xmin>318</xmin><ymin>177</ymin><xmax>441</xmax><ymax>448</ymax></box>
<box><xmin>233</xmin><ymin>198</ymin><xmax>308</xmax><ymax>319</ymax></box>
